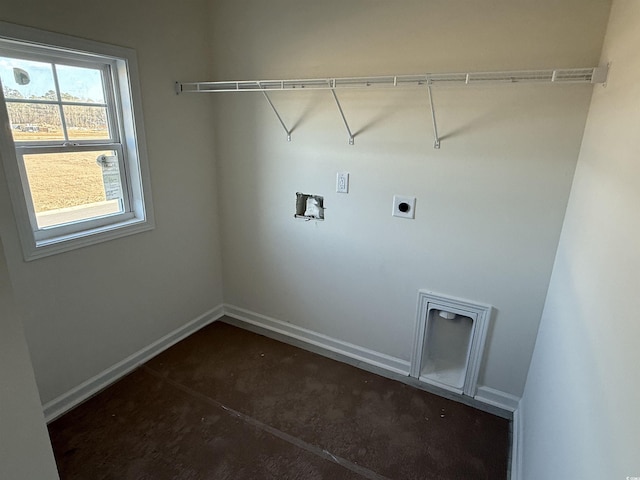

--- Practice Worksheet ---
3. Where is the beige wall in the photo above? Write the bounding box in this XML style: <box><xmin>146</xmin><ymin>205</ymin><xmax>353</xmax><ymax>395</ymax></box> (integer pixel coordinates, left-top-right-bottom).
<box><xmin>2</xmin><ymin>3</ymin><xmax>630</xmax><ymax>476</ymax></box>
<box><xmin>211</xmin><ymin>0</ymin><xmax>610</xmax><ymax>398</ymax></box>
<box><xmin>520</xmin><ymin>0</ymin><xmax>640</xmax><ymax>477</ymax></box>
<box><xmin>0</xmin><ymin>0</ymin><xmax>223</xmax><ymax>405</ymax></box>
<box><xmin>0</xmin><ymin>236</ymin><xmax>58</xmax><ymax>479</ymax></box>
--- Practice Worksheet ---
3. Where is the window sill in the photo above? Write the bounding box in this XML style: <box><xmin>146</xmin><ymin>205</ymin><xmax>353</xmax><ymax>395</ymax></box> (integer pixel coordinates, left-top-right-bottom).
<box><xmin>25</xmin><ymin>216</ymin><xmax>155</xmax><ymax>261</ymax></box>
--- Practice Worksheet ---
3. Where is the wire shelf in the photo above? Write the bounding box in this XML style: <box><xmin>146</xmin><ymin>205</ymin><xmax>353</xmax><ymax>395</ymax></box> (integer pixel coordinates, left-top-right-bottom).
<box><xmin>175</xmin><ymin>66</ymin><xmax>608</xmax><ymax>149</ymax></box>
<box><xmin>176</xmin><ymin>67</ymin><xmax>607</xmax><ymax>94</ymax></box>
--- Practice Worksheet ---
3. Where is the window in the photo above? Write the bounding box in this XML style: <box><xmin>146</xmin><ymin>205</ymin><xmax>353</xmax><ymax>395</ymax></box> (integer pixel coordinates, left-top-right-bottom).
<box><xmin>0</xmin><ymin>22</ymin><xmax>154</xmax><ymax>260</ymax></box>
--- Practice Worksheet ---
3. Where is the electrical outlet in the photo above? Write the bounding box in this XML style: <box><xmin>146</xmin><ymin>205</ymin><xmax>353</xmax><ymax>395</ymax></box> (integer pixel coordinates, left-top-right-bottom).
<box><xmin>392</xmin><ymin>195</ymin><xmax>416</xmax><ymax>219</ymax></box>
<box><xmin>336</xmin><ymin>172</ymin><xmax>349</xmax><ymax>193</ymax></box>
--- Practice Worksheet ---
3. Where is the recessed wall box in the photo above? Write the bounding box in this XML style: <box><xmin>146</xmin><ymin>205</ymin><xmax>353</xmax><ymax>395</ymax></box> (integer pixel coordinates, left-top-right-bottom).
<box><xmin>295</xmin><ymin>192</ymin><xmax>324</xmax><ymax>220</ymax></box>
<box><xmin>411</xmin><ymin>291</ymin><xmax>492</xmax><ymax>397</ymax></box>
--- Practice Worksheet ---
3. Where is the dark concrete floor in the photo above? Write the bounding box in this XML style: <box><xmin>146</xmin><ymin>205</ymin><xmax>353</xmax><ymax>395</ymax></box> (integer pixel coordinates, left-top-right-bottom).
<box><xmin>48</xmin><ymin>319</ymin><xmax>510</xmax><ymax>479</ymax></box>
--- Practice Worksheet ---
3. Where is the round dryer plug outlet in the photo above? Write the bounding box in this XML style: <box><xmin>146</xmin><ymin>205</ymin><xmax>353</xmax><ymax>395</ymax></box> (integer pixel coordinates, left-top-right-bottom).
<box><xmin>392</xmin><ymin>195</ymin><xmax>416</xmax><ymax>219</ymax></box>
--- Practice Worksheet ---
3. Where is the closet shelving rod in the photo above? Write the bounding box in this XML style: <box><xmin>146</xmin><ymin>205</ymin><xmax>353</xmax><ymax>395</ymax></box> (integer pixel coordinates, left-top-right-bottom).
<box><xmin>175</xmin><ymin>66</ymin><xmax>608</xmax><ymax>94</ymax></box>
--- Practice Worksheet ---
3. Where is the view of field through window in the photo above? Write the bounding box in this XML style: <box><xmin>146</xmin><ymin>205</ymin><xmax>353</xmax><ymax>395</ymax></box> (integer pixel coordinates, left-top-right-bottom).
<box><xmin>1</xmin><ymin>56</ymin><xmax>123</xmax><ymax>227</ymax></box>
<box><xmin>15</xmin><ymin>131</ymin><xmax>113</xmax><ymax>214</ymax></box>
<box><xmin>9</xmin><ymin>129</ymin><xmax>123</xmax><ymax>229</ymax></box>
<box><xmin>18</xmin><ymin>132</ymin><xmax>122</xmax><ymax>229</ymax></box>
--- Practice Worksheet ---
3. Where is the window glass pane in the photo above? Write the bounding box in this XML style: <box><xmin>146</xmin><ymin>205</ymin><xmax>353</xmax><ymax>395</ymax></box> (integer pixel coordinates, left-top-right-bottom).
<box><xmin>64</xmin><ymin>105</ymin><xmax>110</xmax><ymax>140</ymax></box>
<box><xmin>6</xmin><ymin>102</ymin><xmax>64</xmax><ymax>141</ymax></box>
<box><xmin>22</xmin><ymin>150</ymin><xmax>124</xmax><ymax>229</ymax></box>
<box><xmin>0</xmin><ymin>57</ymin><xmax>57</xmax><ymax>100</ymax></box>
<box><xmin>56</xmin><ymin>64</ymin><xmax>106</xmax><ymax>104</ymax></box>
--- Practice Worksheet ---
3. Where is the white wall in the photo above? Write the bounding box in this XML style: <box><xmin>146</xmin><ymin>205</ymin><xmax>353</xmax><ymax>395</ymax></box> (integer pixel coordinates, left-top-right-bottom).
<box><xmin>211</xmin><ymin>0</ymin><xmax>610</xmax><ymax>398</ymax></box>
<box><xmin>0</xmin><ymin>0</ymin><xmax>223</xmax><ymax>405</ymax></box>
<box><xmin>520</xmin><ymin>0</ymin><xmax>640</xmax><ymax>477</ymax></box>
<box><xmin>0</xmin><ymin>236</ymin><xmax>58</xmax><ymax>479</ymax></box>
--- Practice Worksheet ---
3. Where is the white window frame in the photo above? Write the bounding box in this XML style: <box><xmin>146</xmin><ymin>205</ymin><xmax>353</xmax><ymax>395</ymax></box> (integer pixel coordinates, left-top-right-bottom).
<box><xmin>0</xmin><ymin>21</ymin><xmax>154</xmax><ymax>261</ymax></box>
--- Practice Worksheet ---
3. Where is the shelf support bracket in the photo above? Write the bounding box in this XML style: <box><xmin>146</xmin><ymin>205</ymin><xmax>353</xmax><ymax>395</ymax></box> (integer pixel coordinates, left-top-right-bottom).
<box><xmin>260</xmin><ymin>87</ymin><xmax>292</xmax><ymax>142</ymax></box>
<box><xmin>330</xmin><ymin>88</ymin><xmax>355</xmax><ymax>145</ymax></box>
<box><xmin>427</xmin><ymin>82</ymin><xmax>441</xmax><ymax>149</ymax></box>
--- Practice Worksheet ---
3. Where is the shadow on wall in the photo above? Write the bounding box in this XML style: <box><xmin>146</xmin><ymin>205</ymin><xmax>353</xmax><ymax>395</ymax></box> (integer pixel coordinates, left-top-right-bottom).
<box><xmin>212</xmin><ymin>0</ymin><xmax>610</xmax><ymax>80</ymax></box>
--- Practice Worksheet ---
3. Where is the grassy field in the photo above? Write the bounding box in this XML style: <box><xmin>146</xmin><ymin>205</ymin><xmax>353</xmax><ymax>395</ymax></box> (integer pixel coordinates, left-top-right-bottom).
<box><xmin>14</xmin><ymin>130</ymin><xmax>112</xmax><ymax>213</ymax></box>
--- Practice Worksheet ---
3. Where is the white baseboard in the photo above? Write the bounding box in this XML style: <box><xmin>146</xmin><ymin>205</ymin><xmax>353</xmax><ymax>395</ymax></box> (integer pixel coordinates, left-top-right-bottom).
<box><xmin>43</xmin><ymin>304</ymin><xmax>224</xmax><ymax>422</ymax></box>
<box><xmin>510</xmin><ymin>406</ymin><xmax>523</xmax><ymax>480</ymax></box>
<box><xmin>223</xmin><ymin>304</ymin><xmax>411</xmax><ymax>376</ymax></box>
<box><xmin>224</xmin><ymin>305</ymin><xmax>520</xmax><ymax>416</ymax></box>
<box><xmin>43</xmin><ymin>303</ymin><xmax>520</xmax><ymax>423</ymax></box>
<box><xmin>474</xmin><ymin>385</ymin><xmax>520</xmax><ymax>412</ymax></box>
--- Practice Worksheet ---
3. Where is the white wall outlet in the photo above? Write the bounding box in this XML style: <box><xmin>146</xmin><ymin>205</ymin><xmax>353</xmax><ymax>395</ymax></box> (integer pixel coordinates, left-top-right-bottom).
<box><xmin>336</xmin><ymin>172</ymin><xmax>349</xmax><ymax>193</ymax></box>
<box><xmin>392</xmin><ymin>195</ymin><xmax>416</xmax><ymax>219</ymax></box>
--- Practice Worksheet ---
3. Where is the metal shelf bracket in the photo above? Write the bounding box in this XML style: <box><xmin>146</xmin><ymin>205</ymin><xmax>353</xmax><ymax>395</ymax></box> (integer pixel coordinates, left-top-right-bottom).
<box><xmin>330</xmin><ymin>87</ymin><xmax>355</xmax><ymax>145</ymax></box>
<box><xmin>259</xmin><ymin>85</ymin><xmax>292</xmax><ymax>142</ymax></box>
<box><xmin>427</xmin><ymin>82</ymin><xmax>441</xmax><ymax>149</ymax></box>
